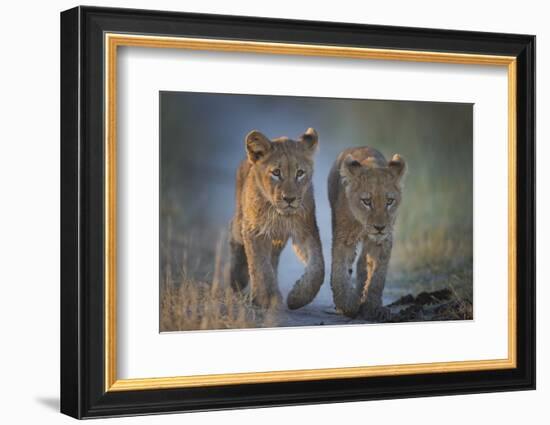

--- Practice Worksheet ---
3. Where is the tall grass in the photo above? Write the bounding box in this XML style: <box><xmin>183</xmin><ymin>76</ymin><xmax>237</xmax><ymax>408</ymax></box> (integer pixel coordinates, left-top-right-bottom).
<box><xmin>159</xmin><ymin>230</ymin><xmax>278</xmax><ymax>332</ymax></box>
<box><xmin>386</xmin><ymin>157</ymin><xmax>473</xmax><ymax>304</ymax></box>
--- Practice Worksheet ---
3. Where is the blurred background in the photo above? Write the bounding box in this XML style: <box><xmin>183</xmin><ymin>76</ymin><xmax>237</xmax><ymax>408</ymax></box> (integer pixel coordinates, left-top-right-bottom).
<box><xmin>160</xmin><ymin>91</ymin><xmax>473</xmax><ymax>330</ymax></box>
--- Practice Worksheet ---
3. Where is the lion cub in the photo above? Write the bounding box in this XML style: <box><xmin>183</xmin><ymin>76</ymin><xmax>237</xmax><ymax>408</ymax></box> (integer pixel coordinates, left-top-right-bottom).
<box><xmin>228</xmin><ymin>128</ymin><xmax>325</xmax><ymax>309</ymax></box>
<box><xmin>328</xmin><ymin>147</ymin><xmax>406</xmax><ymax>320</ymax></box>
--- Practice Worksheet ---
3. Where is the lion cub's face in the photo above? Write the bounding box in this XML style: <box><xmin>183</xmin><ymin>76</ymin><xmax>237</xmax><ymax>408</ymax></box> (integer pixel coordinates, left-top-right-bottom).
<box><xmin>340</xmin><ymin>154</ymin><xmax>407</xmax><ymax>241</ymax></box>
<box><xmin>246</xmin><ymin>128</ymin><xmax>318</xmax><ymax>216</ymax></box>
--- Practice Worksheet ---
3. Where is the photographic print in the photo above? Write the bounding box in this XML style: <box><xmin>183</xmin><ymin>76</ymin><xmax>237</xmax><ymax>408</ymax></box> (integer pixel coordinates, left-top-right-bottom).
<box><xmin>159</xmin><ymin>92</ymin><xmax>474</xmax><ymax>332</ymax></box>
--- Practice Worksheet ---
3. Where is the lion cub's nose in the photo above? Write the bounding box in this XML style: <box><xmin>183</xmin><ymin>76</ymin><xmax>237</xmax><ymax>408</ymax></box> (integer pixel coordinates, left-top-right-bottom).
<box><xmin>283</xmin><ymin>196</ymin><xmax>296</xmax><ymax>204</ymax></box>
<box><xmin>373</xmin><ymin>225</ymin><xmax>386</xmax><ymax>232</ymax></box>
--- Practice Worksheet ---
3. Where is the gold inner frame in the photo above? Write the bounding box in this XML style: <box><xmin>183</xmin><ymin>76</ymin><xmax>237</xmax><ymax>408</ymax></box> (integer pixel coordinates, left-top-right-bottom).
<box><xmin>104</xmin><ymin>33</ymin><xmax>517</xmax><ymax>392</ymax></box>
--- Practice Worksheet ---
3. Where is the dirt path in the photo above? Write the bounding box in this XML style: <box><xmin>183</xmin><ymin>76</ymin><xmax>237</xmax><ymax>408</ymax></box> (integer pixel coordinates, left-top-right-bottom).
<box><xmin>273</xmin><ymin>287</ymin><xmax>472</xmax><ymax>328</ymax></box>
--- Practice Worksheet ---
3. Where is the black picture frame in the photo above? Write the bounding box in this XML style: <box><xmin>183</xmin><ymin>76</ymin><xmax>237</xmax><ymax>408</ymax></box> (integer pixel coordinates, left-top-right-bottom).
<box><xmin>60</xmin><ymin>5</ymin><xmax>535</xmax><ymax>419</ymax></box>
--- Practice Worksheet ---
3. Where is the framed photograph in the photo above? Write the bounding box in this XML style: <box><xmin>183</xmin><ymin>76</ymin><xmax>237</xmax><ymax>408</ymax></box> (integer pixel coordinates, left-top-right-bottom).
<box><xmin>60</xmin><ymin>6</ymin><xmax>535</xmax><ymax>419</ymax></box>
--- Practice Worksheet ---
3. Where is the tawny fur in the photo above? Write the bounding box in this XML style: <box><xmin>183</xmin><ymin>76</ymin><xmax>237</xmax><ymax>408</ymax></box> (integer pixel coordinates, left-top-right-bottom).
<box><xmin>228</xmin><ymin>128</ymin><xmax>325</xmax><ymax>309</ymax></box>
<box><xmin>328</xmin><ymin>147</ymin><xmax>407</xmax><ymax>319</ymax></box>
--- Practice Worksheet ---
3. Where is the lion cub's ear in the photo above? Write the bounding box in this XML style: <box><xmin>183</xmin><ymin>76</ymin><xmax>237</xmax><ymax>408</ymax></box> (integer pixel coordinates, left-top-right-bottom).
<box><xmin>245</xmin><ymin>130</ymin><xmax>271</xmax><ymax>163</ymax></box>
<box><xmin>388</xmin><ymin>154</ymin><xmax>407</xmax><ymax>183</ymax></box>
<box><xmin>340</xmin><ymin>154</ymin><xmax>362</xmax><ymax>185</ymax></box>
<box><xmin>299</xmin><ymin>128</ymin><xmax>319</xmax><ymax>157</ymax></box>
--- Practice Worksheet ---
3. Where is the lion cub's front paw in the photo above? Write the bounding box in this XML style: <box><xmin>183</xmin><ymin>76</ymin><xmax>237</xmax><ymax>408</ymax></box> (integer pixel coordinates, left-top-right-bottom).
<box><xmin>287</xmin><ymin>276</ymin><xmax>322</xmax><ymax>310</ymax></box>
<box><xmin>286</xmin><ymin>284</ymin><xmax>308</xmax><ymax>310</ymax></box>
<box><xmin>286</xmin><ymin>278</ymin><xmax>317</xmax><ymax>310</ymax></box>
<box><xmin>337</xmin><ymin>301</ymin><xmax>361</xmax><ymax>318</ymax></box>
<box><xmin>360</xmin><ymin>304</ymin><xmax>392</xmax><ymax>322</ymax></box>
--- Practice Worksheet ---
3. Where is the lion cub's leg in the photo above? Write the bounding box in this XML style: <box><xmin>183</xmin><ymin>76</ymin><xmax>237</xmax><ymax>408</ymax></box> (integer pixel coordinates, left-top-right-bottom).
<box><xmin>355</xmin><ymin>241</ymin><xmax>368</xmax><ymax>294</ymax></box>
<box><xmin>286</xmin><ymin>231</ymin><xmax>325</xmax><ymax>310</ymax></box>
<box><xmin>228</xmin><ymin>238</ymin><xmax>249</xmax><ymax>292</ymax></box>
<box><xmin>271</xmin><ymin>238</ymin><xmax>287</xmax><ymax>282</ymax></box>
<box><xmin>242</xmin><ymin>232</ymin><xmax>282</xmax><ymax>308</ymax></box>
<box><xmin>357</xmin><ymin>238</ymin><xmax>393</xmax><ymax>321</ymax></box>
<box><xmin>228</xmin><ymin>217</ymin><xmax>249</xmax><ymax>292</ymax></box>
<box><xmin>330</xmin><ymin>238</ymin><xmax>360</xmax><ymax>317</ymax></box>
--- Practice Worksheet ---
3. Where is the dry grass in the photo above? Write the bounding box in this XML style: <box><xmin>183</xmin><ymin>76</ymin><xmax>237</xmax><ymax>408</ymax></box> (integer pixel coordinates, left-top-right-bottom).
<box><xmin>385</xmin><ymin>222</ymin><xmax>473</xmax><ymax>314</ymax></box>
<box><xmin>160</xmin><ymin>281</ymin><xmax>279</xmax><ymax>332</ymax></box>
<box><xmin>380</xmin><ymin>160</ymin><xmax>474</xmax><ymax>307</ymax></box>
<box><xmin>393</xmin><ymin>226</ymin><xmax>472</xmax><ymax>273</ymax></box>
<box><xmin>159</xmin><ymin>232</ymin><xmax>279</xmax><ymax>332</ymax></box>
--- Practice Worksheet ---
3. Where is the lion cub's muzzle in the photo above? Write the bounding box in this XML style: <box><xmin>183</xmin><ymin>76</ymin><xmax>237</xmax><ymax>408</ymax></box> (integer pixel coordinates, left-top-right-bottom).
<box><xmin>275</xmin><ymin>195</ymin><xmax>301</xmax><ymax>215</ymax></box>
<box><xmin>366</xmin><ymin>224</ymin><xmax>391</xmax><ymax>242</ymax></box>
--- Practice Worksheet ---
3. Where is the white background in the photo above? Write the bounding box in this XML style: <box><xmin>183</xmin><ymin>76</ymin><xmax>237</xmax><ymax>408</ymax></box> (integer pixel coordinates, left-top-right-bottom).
<box><xmin>118</xmin><ymin>48</ymin><xmax>508</xmax><ymax>379</ymax></box>
<box><xmin>0</xmin><ymin>0</ymin><xmax>546</xmax><ymax>424</ymax></box>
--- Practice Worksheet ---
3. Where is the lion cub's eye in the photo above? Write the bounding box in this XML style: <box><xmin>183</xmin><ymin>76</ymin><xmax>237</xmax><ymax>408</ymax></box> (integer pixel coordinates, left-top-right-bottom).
<box><xmin>296</xmin><ymin>169</ymin><xmax>305</xmax><ymax>178</ymax></box>
<box><xmin>386</xmin><ymin>198</ymin><xmax>395</xmax><ymax>206</ymax></box>
<box><xmin>271</xmin><ymin>169</ymin><xmax>281</xmax><ymax>178</ymax></box>
<box><xmin>361</xmin><ymin>198</ymin><xmax>373</xmax><ymax>208</ymax></box>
